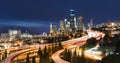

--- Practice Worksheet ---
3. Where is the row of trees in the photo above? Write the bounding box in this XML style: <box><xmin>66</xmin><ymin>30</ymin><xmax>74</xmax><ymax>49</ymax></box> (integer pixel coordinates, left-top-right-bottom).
<box><xmin>26</xmin><ymin>42</ymin><xmax>63</xmax><ymax>63</ymax></box>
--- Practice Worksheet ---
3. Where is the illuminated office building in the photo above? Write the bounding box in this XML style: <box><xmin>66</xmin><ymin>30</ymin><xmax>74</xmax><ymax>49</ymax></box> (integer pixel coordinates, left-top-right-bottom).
<box><xmin>59</xmin><ymin>20</ymin><xmax>65</xmax><ymax>31</ymax></box>
<box><xmin>69</xmin><ymin>9</ymin><xmax>76</xmax><ymax>31</ymax></box>
<box><xmin>77</xmin><ymin>16</ymin><xmax>84</xmax><ymax>31</ymax></box>
<box><xmin>9</xmin><ymin>29</ymin><xmax>21</xmax><ymax>36</ymax></box>
<box><xmin>89</xmin><ymin>18</ymin><xmax>94</xmax><ymax>30</ymax></box>
<box><xmin>53</xmin><ymin>24</ymin><xmax>58</xmax><ymax>32</ymax></box>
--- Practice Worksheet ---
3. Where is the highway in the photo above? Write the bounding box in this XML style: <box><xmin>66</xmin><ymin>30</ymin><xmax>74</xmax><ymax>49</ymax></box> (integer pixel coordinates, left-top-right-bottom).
<box><xmin>51</xmin><ymin>31</ymin><xmax>105</xmax><ymax>63</ymax></box>
<box><xmin>5</xmin><ymin>30</ymin><xmax>105</xmax><ymax>63</ymax></box>
<box><xmin>5</xmin><ymin>42</ymin><xmax>57</xmax><ymax>63</ymax></box>
<box><xmin>5</xmin><ymin>44</ymin><xmax>45</xmax><ymax>63</ymax></box>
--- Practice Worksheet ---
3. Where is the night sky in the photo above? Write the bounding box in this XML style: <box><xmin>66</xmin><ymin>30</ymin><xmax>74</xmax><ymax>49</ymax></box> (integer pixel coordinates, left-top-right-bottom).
<box><xmin>0</xmin><ymin>0</ymin><xmax>120</xmax><ymax>34</ymax></box>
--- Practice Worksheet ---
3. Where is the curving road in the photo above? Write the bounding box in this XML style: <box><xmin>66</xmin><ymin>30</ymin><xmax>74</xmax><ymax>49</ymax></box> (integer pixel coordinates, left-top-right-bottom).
<box><xmin>5</xmin><ymin>44</ymin><xmax>48</xmax><ymax>63</ymax></box>
<box><xmin>51</xmin><ymin>31</ymin><xmax>105</xmax><ymax>63</ymax></box>
<box><xmin>5</xmin><ymin>30</ymin><xmax>105</xmax><ymax>63</ymax></box>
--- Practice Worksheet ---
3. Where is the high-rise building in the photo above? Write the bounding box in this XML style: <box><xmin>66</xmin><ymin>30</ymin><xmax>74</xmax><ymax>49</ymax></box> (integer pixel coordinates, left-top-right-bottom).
<box><xmin>89</xmin><ymin>18</ymin><xmax>94</xmax><ymax>30</ymax></box>
<box><xmin>62</xmin><ymin>19</ymin><xmax>70</xmax><ymax>32</ymax></box>
<box><xmin>77</xmin><ymin>16</ymin><xmax>84</xmax><ymax>31</ymax></box>
<box><xmin>53</xmin><ymin>24</ymin><xmax>58</xmax><ymax>32</ymax></box>
<box><xmin>74</xmin><ymin>17</ymin><xmax>77</xmax><ymax>28</ymax></box>
<box><xmin>59</xmin><ymin>20</ymin><xmax>65</xmax><ymax>31</ymax></box>
<box><xmin>66</xmin><ymin>21</ymin><xmax>71</xmax><ymax>32</ymax></box>
<box><xmin>64</xmin><ymin>19</ymin><xmax>67</xmax><ymax>24</ymax></box>
<box><xmin>69</xmin><ymin>9</ymin><xmax>76</xmax><ymax>31</ymax></box>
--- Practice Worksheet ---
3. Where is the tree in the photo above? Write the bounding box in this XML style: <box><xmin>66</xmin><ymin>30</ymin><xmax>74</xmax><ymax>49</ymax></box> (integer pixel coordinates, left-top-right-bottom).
<box><xmin>58</xmin><ymin>42</ymin><xmax>63</xmax><ymax>49</ymax></box>
<box><xmin>4</xmin><ymin>50</ymin><xmax>7</xmax><ymax>59</ymax></box>
<box><xmin>115</xmin><ymin>39</ymin><xmax>120</xmax><ymax>53</ymax></box>
<box><xmin>26</xmin><ymin>54</ymin><xmax>30</xmax><ymax>63</ymax></box>
<box><xmin>43</xmin><ymin>46</ymin><xmax>47</xmax><ymax>55</ymax></box>
<box><xmin>32</xmin><ymin>56</ymin><xmax>36</xmax><ymax>63</ymax></box>
<box><xmin>62</xmin><ymin>49</ymin><xmax>68</xmax><ymax>60</ymax></box>
<box><xmin>37</xmin><ymin>47</ymin><xmax>42</xmax><ymax>56</ymax></box>
<box><xmin>86</xmin><ymin>37</ymin><xmax>98</xmax><ymax>48</ymax></box>
<box><xmin>67</xmin><ymin>50</ymin><xmax>71</xmax><ymax>62</ymax></box>
<box><xmin>101</xmin><ymin>54</ymin><xmax>120</xmax><ymax>63</ymax></box>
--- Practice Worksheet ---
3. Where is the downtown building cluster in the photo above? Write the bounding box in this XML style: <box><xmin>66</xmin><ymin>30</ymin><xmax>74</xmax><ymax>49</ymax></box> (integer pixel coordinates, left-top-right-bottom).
<box><xmin>49</xmin><ymin>9</ymin><xmax>88</xmax><ymax>37</ymax></box>
<box><xmin>49</xmin><ymin>9</ymin><xmax>120</xmax><ymax>38</ymax></box>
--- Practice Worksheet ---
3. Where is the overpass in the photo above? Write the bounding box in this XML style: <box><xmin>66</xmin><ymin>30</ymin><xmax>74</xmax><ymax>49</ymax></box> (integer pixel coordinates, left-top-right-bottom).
<box><xmin>5</xmin><ymin>30</ymin><xmax>105</xmax><ymax>63</ymax></box>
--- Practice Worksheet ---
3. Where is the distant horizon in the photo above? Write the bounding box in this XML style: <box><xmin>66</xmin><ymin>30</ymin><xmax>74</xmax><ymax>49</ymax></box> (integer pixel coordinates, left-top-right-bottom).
<box><xmin>0</xmin><ymin>19</ymin><xmax>118</xmax><ymax>34</ymax></box>
<box><xmin>0</xmin><ymin>16</ymin><xmax>119</xmax><ymax>34</ymax></box>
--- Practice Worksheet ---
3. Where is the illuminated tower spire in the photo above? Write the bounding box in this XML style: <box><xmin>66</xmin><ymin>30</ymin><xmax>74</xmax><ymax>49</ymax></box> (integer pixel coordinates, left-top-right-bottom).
<box><xmin>70</xmin><ymin>9</ymin><xmax>75</xmax><ymax>17</ymax></box>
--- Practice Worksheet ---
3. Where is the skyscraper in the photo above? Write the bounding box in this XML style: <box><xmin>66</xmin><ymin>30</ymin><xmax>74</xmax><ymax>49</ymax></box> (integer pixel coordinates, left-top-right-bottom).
<box><xmin>63</xmin><ymin>19</ymin><xmax>71</xmax><ymax>32</ymax></box>
<box><xmin>69</xmin><ymin>9</ymin><xmax>76</xmax><ymax>31</ymax></box>
<box><xmin>59</xmin><ymin>20</ymin><xmax>65</xmax><ymax>31</ymax></box>
<box><xmin>53</xmin><ymin>24</ymin><xmax>58</xmax><ymax>32</ymax></box>
<box><xmin>74</xmin><ymin>17</ymin><xmax>77</xmax><ymax>28</ymax></box>
<box><xmin>89</xmin><ymin>18</ymin><xmax>94</xmax><ymax>30</ymax></box>
<box><xmin>77</xmin><ymin>16</ymin><xmax>84</xmax><ymax>31</ymax></box>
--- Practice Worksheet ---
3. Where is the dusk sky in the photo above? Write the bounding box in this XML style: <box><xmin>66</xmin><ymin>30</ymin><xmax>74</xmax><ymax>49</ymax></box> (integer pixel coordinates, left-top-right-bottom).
<box><xmin>0</xmin><ymin>0</ymin><xmax>120</xmax><ymax>34</ymax></box>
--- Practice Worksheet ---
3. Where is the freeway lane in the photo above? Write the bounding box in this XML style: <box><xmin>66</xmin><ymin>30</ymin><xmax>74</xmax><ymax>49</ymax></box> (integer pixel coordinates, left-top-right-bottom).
<box><xmin>51</xmin><ymin>31</ymin><xmax>105</xmax><ymax>63</ymax></box>
<box><xmin>5</xmin><ymin>44</ymin><xmax>46</xmax><ymax>63</ymax></box>
<box><xmin>5</xmin><ymin>30</ymin><xmax>105</xmax><ymax>63</ymax></box>
<box><xmin>51</xmin><ymin>49</ymin><xmax>69</xmax><ymax>63</ymax></box>
<box><xmin>5</xmin><ymin>35</ymin><xmax>89</xmax><ymax>63</ymax></box>
<box><xmin>5</xmin><ymin>42</ymin><xmax>57</xmax><ymax>63</ymax></box>
<box><xmin>5</xmin><ymin>48</ymin><xmax>37</xmax><ymax>63</ymax></box>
